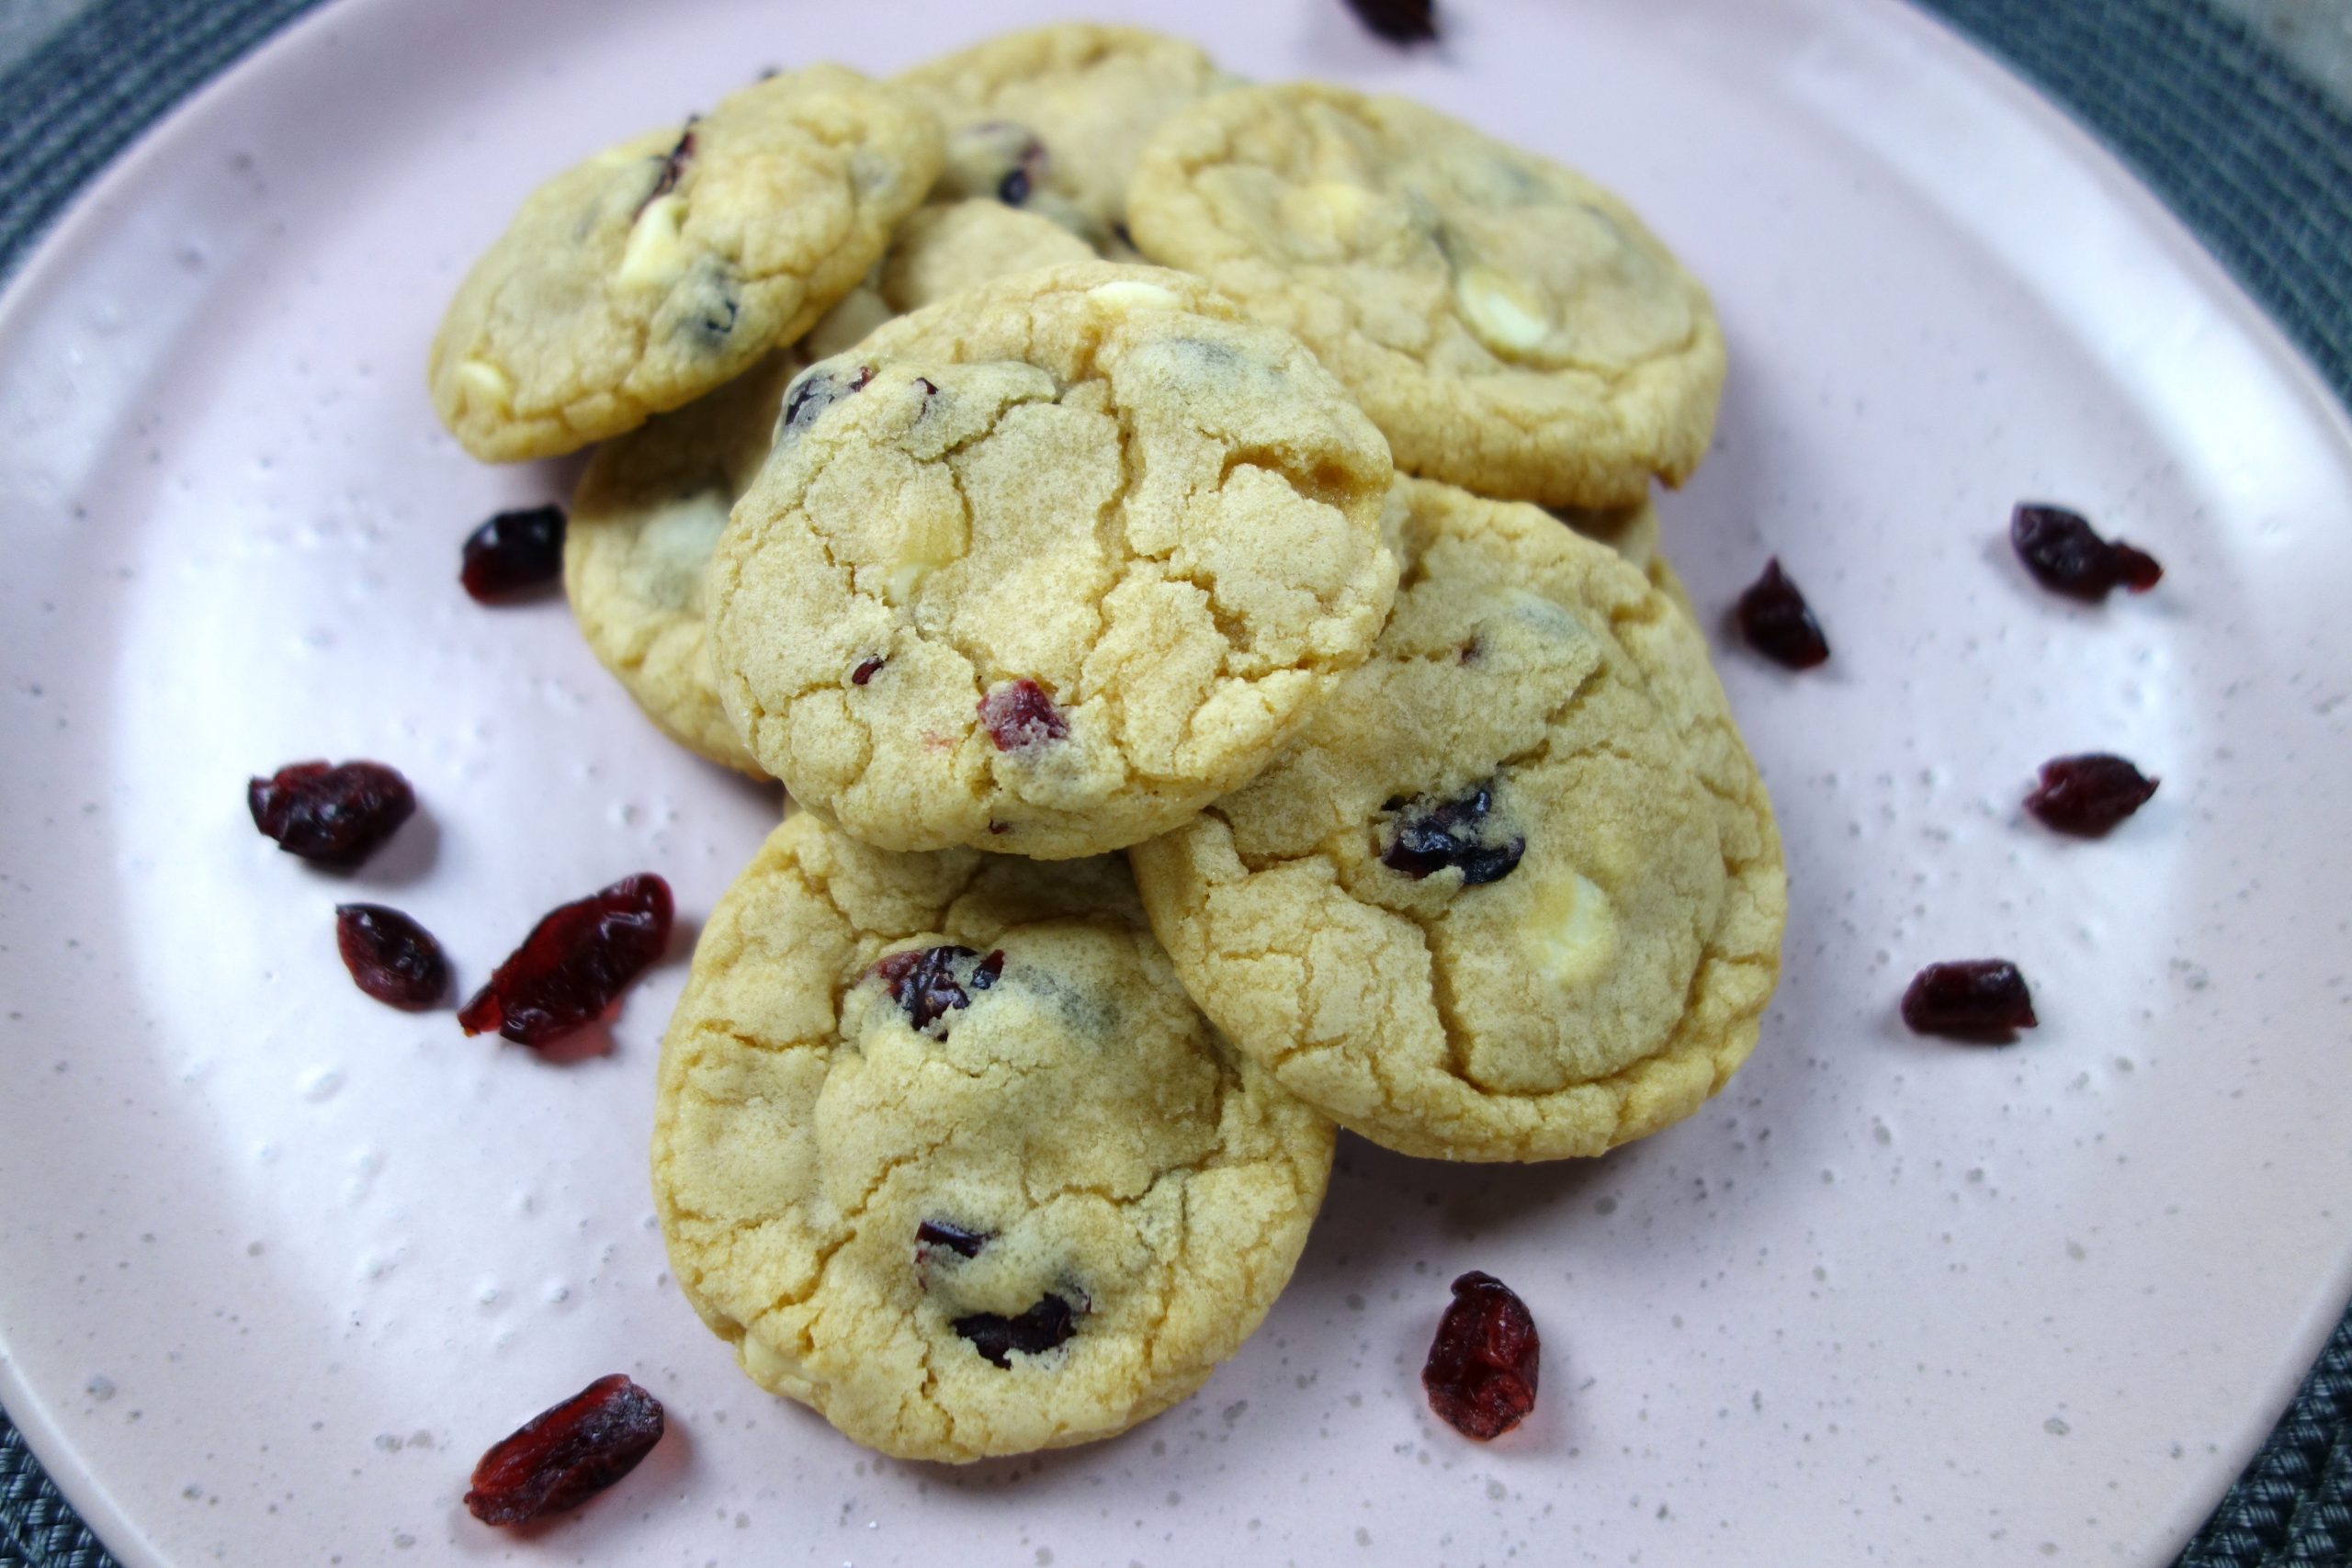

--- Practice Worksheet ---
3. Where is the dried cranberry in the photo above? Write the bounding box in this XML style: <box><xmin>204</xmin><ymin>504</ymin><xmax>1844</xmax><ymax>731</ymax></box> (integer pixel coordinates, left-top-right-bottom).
<box><xmin>997</xmin><ymin>167</ymin><xmax>1032</xmax><ymax>205</ymax></box>
<box><xmin>1736</xmin><ymin>558</ymin><xmax>1830</xmax><ymax>670</ymax></box>
<box><xmin>458</xmin><ymin>874</ymin><xmax>673</xmax><ymax>1048</ymax></box>
<box><xmin>1422</xmin><ymin>1271</ymin><xmax>1540</xmax><ymax>1440</ymax></box>
<box><xmin>334</xmin><ymin>905</ymin><xmax>448</xmax><ymax>1010</ymax></box>
<box><xmin>915</xmin><ymin>1220</ymin><xmax>991</xmax><ymax>1259</ymax></box>
<box><xmin>637</xmin><ymin>122</ymin><xmax>696</xmax><ymax>216</ymax></box>
<box><xmin>978</xmin><ymin>679</ymin><xmax>1069</xmax><ymax>750</ymax></box>
<box><xmin>780</xmin><ymin>362</ymin><xmax>874</xmax><ymax>438</ymax></box>
<box><xmin>2025</xmin><ymin>753</ymin><xmax>2159</xmax><ymax>836</ymax></box>
<box><xmin>459</xmin><ymin>505</ymin><xmax>566</xmax><ymax>601</ymax></box>
<box><xmin>2010</xmin><ymin>504</ymin><xmax>2162</xmax><ymax>602</ymax></box>
<box><xmin>851</xmin><ymin>656</ymin><xmax>885</xmax><ymax>686</ymax></box>
<box><xmin>1381</xmin><ymin>784</ymin><xmax>1525</xmax><ymax>886</ymax></box>
<box><xmin>248</xmin><ymin>760</ymin><xmax>415</xmax><ymax>866</ymax></box>
<box><xmin>870</xmin><ymin>945</ymin><xmax>1003</xmax><ymax>1035</ymax></box>
<box><xmin>1900</xmin><ymin>960</ymin><xmax>2037</xmax><ymax>1038</ymax></box>
<box><xmin>955</xmin><ymin>1293</ymin><xmax>1080</xmax><ymax>1368</ymax></box>
<box><xmin>463</xmin><ymin>1373</ymin><xmax>664</xmax><ymax>1527</ymax></box>
<box><xmin>1342</xmin><ymin>0</ymin><xmax>1438</xmax><ymax>43</ymax></box>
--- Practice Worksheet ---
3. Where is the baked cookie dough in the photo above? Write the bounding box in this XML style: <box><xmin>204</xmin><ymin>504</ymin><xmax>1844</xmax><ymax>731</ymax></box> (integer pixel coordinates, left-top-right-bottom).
<box><xmin>897</xmin><ymin>25</ymin><xmax>1234</xmax><ymax>246</ymax></box>
<box><xmin>708</xmin><ymin>262</ymin><xmax>1398</xmax><ymax>859</ymax></box>
<box><xmin>1127</xmin><ymin>478</ymin><xmax>1784</xmax><ymax>1161</ymax></box>
<box><xmin>1557</xmin><ymin>495</ymin><xmax>1700</xmax><ymax>622</ymax></box>
<box><xmin>429</xmin><ymin>65</ymin><xmax>942</xmax><ymax>462</ymax></box>
<box><xmin>652</xmin><ymin>812</ymin><xmax>1334</xmax><ymax>1461</ymax></box>
<box><xmin>563</xmin><ymin>203</ymin><xmax>1092</xmax><ymax>773</ymax></box>
<box><xmin>1127</xmin><ymin>84</ymin><xmax>1726</xmax><ymax>508</ymax></box>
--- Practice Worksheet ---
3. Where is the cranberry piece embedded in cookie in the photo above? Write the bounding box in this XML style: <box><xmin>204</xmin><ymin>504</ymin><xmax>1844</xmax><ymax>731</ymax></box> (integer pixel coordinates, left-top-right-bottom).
<box><xmin>978</xmin><ymin>679</ymin><xmax>1069</xmax><ymax>751</ymax></box>
<box><xmin>459</xmin><ymin>504</ymin><xmax>567</xmax><ymax>601</ymax></box>
<box><xmin>1736</xmin><ymin>558</ymin><xmax>1830</xmax><ymax>670</ymax></box>
<box><xmin>954</xmin><ymin>1292</ymin><xmax>1080</xmax><ymax>1368</ymax></box>
<box><xmin>1900</xmin><ymin>960</ymin><xmax>2037</xmax><ymax>1039</ymax></box>
<box><xmin>2010</xmin><ymin>503</ymin><xmax>2163</xmax><ymax>601</ymax></box>
<box><xmin>2025</xmin><ymin>753</ymin><xmax>2159</xmax><ymax>836</ymax></box>
<box><xmin>779</xmin><ymin>362</ymin><xmax>876</xmax><ymax>439</ymax></box>
<box><xmin>914</xmin><ymin>1220</ymin><xmax>991</xmax><ymax>1259</ymax></box>
<box><xmin>850</xmin><ymin>656</ymin><xmax>885</xmax><ymax>685</ymax></box>
<box><xmin>869</xmin><ymin>945</ymin><xmax>1005</xmax><ymax>1035</ymax></box>
<box><xmin>1380</xmin><ymin>784</ymin><xmax>1526</xmax><ymax>886</ymax></box>
<box><xmin>637</xmin><ymin>123</ymin><xmax>697</xmax><ymax>216</ymax></box>
<box><xmin>334</xmin><ymin>904</ymin><xmax>449</xmax><ymax>1010</ymax></box>
<box><xmin>248</xmin><ymin>759</ymin><xmax>416</xmax><ymax>866</ymax></box>
<box><xmin>458</xmin><ymin>874</ymin><xmax>673</xmax><ymax>1048</ymax></box>
<box><xmin>1342</xmin><ymin>0</ymin><xmax>1439</xmax><ymax>43</ymax></box>
<box><xmin>1422</xmin><ymin>1271</ymin><xmax>1539</xmax><ymax>1440</ymax></box>
<box><xmin>941</xmin><ymin>121</ymin><xmax>1052</xmax><ymax>208</ymax></box>
<box><xmin>463</xmin><ymin>1373</ymin><xmax>664</xmax><ymax>1527</ymax></box>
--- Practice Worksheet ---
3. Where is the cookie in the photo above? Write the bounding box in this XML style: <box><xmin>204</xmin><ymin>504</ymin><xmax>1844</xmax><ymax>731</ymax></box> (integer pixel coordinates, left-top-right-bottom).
<box><xmin>563</xmin><ymin>203</ymin><xmax>1093</xmax><ymax>773</ymax></box>
<box><xmin>429</xmin><ymin>65</ymin><xmax>942</xmax><ymax>462</ymax></box>
<box><xmin>1127</xmin><ymin>84</ymin><xmax>1726</xmax><ymax>508</ymax></box>
<box><xmin>652</xmin><ymin>811</ymin><xmax>1334</xmax><ymax>1461</ymax></box>
<box><xmin>897</xmin><ymin>25</ymin><xmax>1234</xmax><ymax>246</ymax></box>
<box><xmin>1557</xmin><ymin>495</ymin><xmax>1699</xmax><ymax>622</ymax></box>
<box><xmin>1127</xmin><ymin>478</ymin><xmax>1784</xmax><ymax>1162</ymax></box>
<box><xmin>708</xmin><ymin>262</ymin><xmax>1398</xmax><ymax>859</ymax></box>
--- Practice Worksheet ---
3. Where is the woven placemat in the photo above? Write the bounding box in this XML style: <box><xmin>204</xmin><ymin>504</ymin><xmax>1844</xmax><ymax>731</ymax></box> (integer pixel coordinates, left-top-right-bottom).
<box><xmin>2</xmin><ymin>1</ymin><xmax>2348</xmax><ymax>1564</ymax></box>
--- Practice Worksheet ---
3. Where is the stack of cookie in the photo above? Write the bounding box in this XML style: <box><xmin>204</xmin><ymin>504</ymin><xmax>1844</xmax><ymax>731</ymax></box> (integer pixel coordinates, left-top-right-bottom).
<box><xmin>428</xmin><ymin>24</ymin><xmax>1785</xmax><ymax>1463</ymax></box>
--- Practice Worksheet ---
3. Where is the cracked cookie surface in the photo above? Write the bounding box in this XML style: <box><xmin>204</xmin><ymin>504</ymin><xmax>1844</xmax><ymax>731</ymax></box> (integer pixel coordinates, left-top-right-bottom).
<box><xmin>897</xmin><ymin>25</ymin><xmax>1234</xmax><ymax>247</ymax></box>
<box><xmin>1127</xmin><ymin>84</ymin><xmax>1725</xmax><ymax>507</ymax></box>
<box><xmin>428</xmin><ymin>65</ymin><xmax>942</xmax><ymax>462</ymax></box>
<box><xmin>1128</xmin><ymin>478</ymin><xmax>1784</xmax><ymax>1161</ymax></box>
<box><xmin>652</xmin><ymin>811</ymin><xmax>1334</xmax><ymax>1461</ymax></box>
<box><xmin>709</xmin><ymin>262</ymin><xmax>1398</xmax><ymax>859</ymax></box>
<box><xmin>1556</xmin><ymin>494</ymin><xmax>1699</xmax><ymax>622</ymax></box>
<box><xmin>564</xmin><ymin>202</ymin><xmax>1093</xmax><ymax>774</ymax></box>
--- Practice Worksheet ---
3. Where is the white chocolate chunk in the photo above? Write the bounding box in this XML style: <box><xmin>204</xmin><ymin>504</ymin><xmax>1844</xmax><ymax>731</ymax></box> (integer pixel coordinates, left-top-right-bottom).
<box><xmin>1455</xmin><ymin>265</ymin><xmax>1554</xmax><ymax>357</ymax></box>
<box><xmin>619</xmin><ymin>194</ymin><xmax>692</xmax><ymax>288</ymax></box>
<box><xmin>456</xmin><ymin>359</ymin><xmax>514</xmax><ymax>409</ymax></box>
<box><xmin>1086</xmin><ymin>279</ymin><xmax>1183</xmax><ymax>312</ymax></box>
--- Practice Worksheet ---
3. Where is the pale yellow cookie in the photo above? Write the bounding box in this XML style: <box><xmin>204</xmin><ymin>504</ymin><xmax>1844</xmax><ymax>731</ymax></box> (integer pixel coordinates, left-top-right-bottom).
<box><xmin>653</xmin><ymin>812</ymin><xmax>1334</xmax><ymax>1461</ymax></box>
<box><xmin>1556</xmin><ymin>495</ymin><xmax>1699</xmax><ymax>621</ymax></box>
<box><xmin>898</xmin><ymin>24</ymin><xmax>1234</xmax><ymax>245</ymax></box>
<box><xmin>1128</xmin><ymin>83</ymin><xmax>1725</xmax><ymax>507</ymax></box>
<box><xmin>1128</xmin><ymin>478</ymin><xmax>1784</xmax><ymax>1161</ymax></box>
<box><xmin>708</xmin><ymin>262</ymin><xmax>1398</xmax><ymax>859</ymax></box>
<box><xmin>562</xmin><ymin>204</ymin><xmax>1093</xmax><ymax>773</ymax></box>
<box><xmin>429</xmin><ymin>66</ymin><xmax>942</xmax><ymax>462</ymax></box>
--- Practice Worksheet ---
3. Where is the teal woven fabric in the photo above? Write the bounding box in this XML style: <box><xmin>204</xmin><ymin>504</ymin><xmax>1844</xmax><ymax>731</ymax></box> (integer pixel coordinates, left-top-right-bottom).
<box><xmin>2</xmin><ymin>2</ymin><xmax>2348</xmax><ymax>1564</ymax></box>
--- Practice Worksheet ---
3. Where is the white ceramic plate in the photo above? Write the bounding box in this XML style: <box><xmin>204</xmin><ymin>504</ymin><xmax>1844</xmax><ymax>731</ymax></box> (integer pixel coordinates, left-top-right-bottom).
<box><xmin>5</xmin><ymin>0</ymin><xmax>2350</xmax><ymax>1562</ymax></box>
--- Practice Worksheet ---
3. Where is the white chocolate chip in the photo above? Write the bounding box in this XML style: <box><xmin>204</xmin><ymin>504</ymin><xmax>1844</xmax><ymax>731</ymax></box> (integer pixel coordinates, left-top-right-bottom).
<box><xmin>1523</xmin><ymin>872</ymin><xmax>1616</xmax><ymax>989</ymax></box>
<box><xmin>618</xmin><ymin>194</ymin><xmax>692</xmax><ymax>288</ymax></box>
<box><xmin>1455</xmin><ymin>265</ymin><xmax>1554</xmax><ymax>357</ymax></box>
<box><xmin>456</xmin><ymin>359</ymin><xmax>514</xmax><ymax>409</ymax></box>
<box><xmin>1086</xmin><ymin>280</ymin><xmax>1183</xmax><ymax>312</ymax></box>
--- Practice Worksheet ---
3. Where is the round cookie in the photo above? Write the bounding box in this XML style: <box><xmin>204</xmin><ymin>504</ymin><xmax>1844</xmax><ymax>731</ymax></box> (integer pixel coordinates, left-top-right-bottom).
<box><xmin>429</xmin><ymin>66</ymin><xmax>942</xmax><ymax>462</ymax></box>
<box><xmin>652</xmin><ymin>811</ymin><xmax>1335</xmax><ymax>1461</ymax></box>
<box><xmin>1127</xmin><ymin>477</ymin><xmax>1785</xmax><ymax>1162</ymax></box>
<box><xmin>564</xmin><ymin>203</ymin><xmax>1093</xmax><ymax>773</ymax></box>
<box><xmin>1127</xmin><ymin>84</ymin><xmax>1726</xmax><ymax>508</ymax></box>
<box><xmin>708</xmin><ymin>262</ymin><xmax>1399</xmax><ymax>859</ymax></box>
<box><xmin>897</xmin><ymin>25</ymin><xmax>1234</xmax><ymax>246</ymax></box>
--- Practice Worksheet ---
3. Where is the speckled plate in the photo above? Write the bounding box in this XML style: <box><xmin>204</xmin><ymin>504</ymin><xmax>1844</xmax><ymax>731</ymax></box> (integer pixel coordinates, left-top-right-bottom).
<box><xmin>3</xmin><ymin>0</ymin><xmax>2350</xmax><ymax>1563</ymax></box>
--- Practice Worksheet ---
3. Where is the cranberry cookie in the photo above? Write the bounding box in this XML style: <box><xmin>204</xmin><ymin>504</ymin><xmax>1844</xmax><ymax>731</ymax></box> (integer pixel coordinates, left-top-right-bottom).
<box><xmin>652</xmin><ymin>812</ymin><xmax>1333</xmax><ymax>1461</ymax></box>
<box><xmin>1128</xmin><ymin>84</ymin><xmax>1725</xmax><ymax>508</ymax></box>
<box><xmin>1127</xmin><ymin>478</ymin><xmax>1784</xmax><ymax>1161</ymax></box>
<box><xmin>897</xmin><ymin>24</ymin><xmax>1235</xmax><ymax>248</ymax></box>
<box><xmin>708</xmin><ymin>263</ymin><xmax>1398</xmax><ymax>858</ymax></box>
<box><xmin>429</xmin><ymin>66</ymin><xmax>941</xmax><ymax>462</ymax></box>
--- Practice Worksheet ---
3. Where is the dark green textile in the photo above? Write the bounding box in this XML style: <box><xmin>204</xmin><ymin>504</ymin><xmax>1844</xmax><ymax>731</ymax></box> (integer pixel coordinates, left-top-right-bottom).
<box><xmin>1</xmin><ymin>1</ymin><xmax>2347</xmax><ymax>1563</ymax></box>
